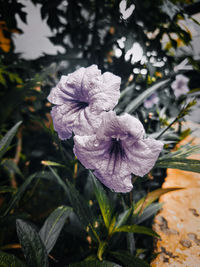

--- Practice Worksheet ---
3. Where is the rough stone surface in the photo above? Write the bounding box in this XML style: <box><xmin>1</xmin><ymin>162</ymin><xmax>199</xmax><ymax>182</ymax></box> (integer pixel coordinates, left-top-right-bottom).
<box><xmin>151</xmin><ymin>122</ymin><xmax>200</xmax><ymax>267</ymax></box>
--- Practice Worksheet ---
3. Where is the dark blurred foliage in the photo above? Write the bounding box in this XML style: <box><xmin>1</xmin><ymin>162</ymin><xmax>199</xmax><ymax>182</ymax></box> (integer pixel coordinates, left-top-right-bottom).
<box><xmin>0</xmin><ymin>0</ymin><xmax>200</xmax><ymax>266</ymax></box>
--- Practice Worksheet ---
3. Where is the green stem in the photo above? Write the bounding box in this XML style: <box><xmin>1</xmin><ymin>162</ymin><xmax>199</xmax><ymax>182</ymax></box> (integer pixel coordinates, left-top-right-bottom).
<box><xmin>88</xmin><ymin>223</ymin><xmax>100</xmax><ymax>244</ymax></box>
<box><xmin>156</xmin><ymin>117</ymin><xmax>179</xmax><ymax>140</ymax></box>
<box><xmin>97</xmin><ymin>241</ymin><xmax>107</xmax><ymax>261</ymax></box>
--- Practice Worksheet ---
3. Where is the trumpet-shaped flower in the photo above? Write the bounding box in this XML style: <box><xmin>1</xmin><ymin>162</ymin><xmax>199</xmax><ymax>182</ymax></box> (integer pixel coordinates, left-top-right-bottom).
<box><xmin>74</xmin><ymin>111</ymin><xmax>163</xmax><ymax>193</ymax></box>
<box><xmin>47</xmin><ymin>65</ymin><xmax>121</xmax><ymax>139</ymax></box>
<box><xmin>144</xmin><ymin>92</ymin><xmax>159</xmax><ymax>109</ymax></box>
<box><xmin>171</xmin><ymin>74</ymin><xmax>189</xmax><ymax>98</ymax></box>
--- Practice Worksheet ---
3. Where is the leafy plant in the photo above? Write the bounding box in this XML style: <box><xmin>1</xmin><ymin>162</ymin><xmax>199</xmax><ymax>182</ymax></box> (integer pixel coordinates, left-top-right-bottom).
<box><xmin>0</xmin><ymin>0</ymin><xmax>200</xmax><ymax>266</ymax></box>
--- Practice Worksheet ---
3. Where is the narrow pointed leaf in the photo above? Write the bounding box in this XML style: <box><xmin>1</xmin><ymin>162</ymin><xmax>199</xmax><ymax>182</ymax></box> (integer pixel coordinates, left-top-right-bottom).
<box><xmin>0</xmin><ymin>186</ymin><xmax>16</xmax><ymax>194</ymax></box>
<box><xmin>0</xmin><ymin>121</ymin><xmax>22</xmax><ymax>159</ymax></box>
<box><xmin>110</xmin><ymin>251</ymin><xmax>150</xmax><ymax>267</ymax></box>
<box><xmin>65</xmin><ymin>180</ymin><xmax>93</xmax><ymax>228</ymax></box>
<box><xmin>108</xmin><ymin>216</ymin><xmax>117</xmax><ymax>236</ymax></box>
<box><xmin>91</xmin><ymin>172</ymin><xmax>113</xmax><ymax>229</ymax></box>
<box><xmin>48</xmin><ymin>168</ymin><xmax>97</xmax><ymax>239</ymax></box>
<box><xmin>65</xmin><ymin>180</ymin><xmax>100</xmax><ymax>243</ymax></box>
<box><xmin>69</xmin><ymin>259</ymin><xmax>120</xmax><ymax>267</ymax></box>
<box><xmin>16</xmin><ymin>219</ymin><xmax>49</xmax><ymax>267</ymax></box>
<box><xmin>3</xmin><ymin>173</ymin><xmax>37</xmax><ymax>216</ymax></box>
<box><xmin>134</xmin><ymin>203</ymin><xmax>163</xmax><ymax>224</ymax></box>
<box><xmin>158</xmin><ymin>144</ymin><xmax>200</xmax><ymax>160</ymax></box>
<box><xmin>115</xmin><ymin>224</ymin><xmax>159</xmax><ymax>237</ymax></box>
<box><xmin>124</xmin><ymin>79</ymin><xmax>169</xmax><ymax>113</ymax></box>
<box><xmin>134</xmin><ymin>188</ymin><xmax>183</xmax><ymax>215</ymax></box>
<box><xmin>115</xmin><ymin>208</ymin><xmax>133</xmax><ymax>229</ymax></box>
<box><xmin>47</xmin><ymin>166</ymin><xmax>69</xmax><ymax>193</ymax></box>
<box><xmin>97</xmin><ymin>241</ymin><xmax>108</xmax><ymax>261</ymax></box>
<box><xmin>119</xmin><ymin>84</ymin><xmax>134</xmax><ymax>100</ymax></box>
<box><xmin>156</xmin><ymin>158</ymin><xmax>200</xmax><ymax>173</ymax></box>
<box><xmin>39</xmin><ymin>205</ymin><xmax>72</xmax><ymax>253</ymax></box>
<box><xmin>2</xmin><ymin>159</ymin><xmax>23</xmax><ymax>178</ymax></box>
<box><xmin>0</xmin><ymin>251</ymin><xmax>27</xmax><ymax>267</ymax></box>
<box><xmin>127</xmin><ymin>232</ymin><xmax>135</xmax><ymax>255</ymax></box>
<box><xmin>41</xmin><ymin>160</ymin><xmax>65</xmax><ymax>168</ymax></box>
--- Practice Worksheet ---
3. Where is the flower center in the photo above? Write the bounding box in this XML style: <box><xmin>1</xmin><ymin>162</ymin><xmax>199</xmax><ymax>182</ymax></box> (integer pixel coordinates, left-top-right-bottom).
<box><xmin>177</xmin><ymin>80</ymin><xmax>184</xmax><ymax>89</ymax></box>
<box><xmin>109</xmin><ymin>138</ymin><xmax>125</xmax><ymax>159</ymax></box>
<box><xmin>76</xmin><ymin>101</ymin><xmax>89</xmax><ymax>110</ymax></box>
<box><xmin>70</xmin><ymin>100</ymin><xmax>89</xmax><ymax>111</ymax></box>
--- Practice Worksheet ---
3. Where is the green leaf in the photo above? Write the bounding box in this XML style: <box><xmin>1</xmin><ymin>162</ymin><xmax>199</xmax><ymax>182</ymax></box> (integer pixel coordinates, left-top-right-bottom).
<box><xmin>0</xmin><ymin>73</ymin><xmax>6</xmax><ymax>86</ymax></box>
<box><xmin>134</xmin><ymin>203</ymin><xmax>163</xmax><ymax>224</ymax></box>
<box><xmin>65</xmin><ymin>180</ymin><xmax>92</xmax><ymax>227</ymax></box>
<box><xmin>91</xmin><ymin>172</ymin><xmax>113</xmax><ymax>229</ymax></box>
<box><xmin>114</xmin><ymin>224</ymin><xmax>159</xmax><ymax>238</ymax></box>
<box><xmin>124</xmin><ymin>79</ymin><xmax>169</xmax><ymax>113</ymax></box>
<box><xmin>0</xmin><ymin>250</ymin><xmax>27</xmax><ymax>267</ymax></box>
<box><xmin>47</xmin><ymin>166</ymin><xmax>69</xmax><ymax>193</ymax></box>
<box><xmin>69</xmin><ymin>259</ymin><xmax>119</xmax><ymax>267</ymax></box>
<box><xmin>39</xmin><ymin>205</ymin><xmax>72</xmax><ymax>253</ymax></box>
<box><xmin>119</xmin><ymin>84</ymin><xmax>134</xmax><ymax>100</ymax></box>
<box><xmin>41</xmin><ymin>160</ymin><xmax>65</xmax><ymax>168</ymax></box>
<box><xmin>134</xmin><ymin>188</ymin><xmax>182</xmax><ymax>215</ymax></box>
<box><xmin>7</xmin><ymin>73</ymin><xmax>23</xmax><ymax>84</ymax></box>
<box><xmin>108</xmin><ymin>216</ymin><xmax>117</xmax><ymax>236</ymax></box>
<box><xmin>155</xmin><ymin>100</ymin><xmax>197</xmax><ymax>140</ymax></box>
<box><xmin>0</xmin><ymin>121</ymin><xmax>22</xmax><ymax>159</ymax></box>
<box><xmin>191</xmin><ymin>17</ymin><xmax>200</xmax><ymax>27</ymax></box>
<box><xmin>0</xmin><ymin>186</ymin><xmax>16</xmax><ymax>194</ymax></box>
<box><xmin>110</xmin><ymin>251</ymin><xmax>150</xmax><ymax>267</ymax></box>
<box><xmin>65</xmin><ymin>180</ymin><xmax>99</xmax><ymax>242</ymax></box>
<box><xmin>16</xmin><ymin>219</ymin><xmax>49</xmax><ymax>267</ymax></box>
<box><xmin>115</xmin><ymin>208</ymin><xmax>133</xmax><ymax>229</ymax></box>
<box><xmin>158</xmin><ymin>143</ymin><xmax>200</xmax><ymax>160</ymax></box>
<box><xmin>1</xmin><ymin>159</ymin><xmax>23</xmax><ymax>178</ymax></box>
<box><xmin>97</xmin><ymin>241</ymin><xmax>108</xmax><ymax>261</ymax></box>
<box><xmin>156</xmin><ymin>158</ymin><xmax>200</xmax><ymax>173</ymax></box>
<box><xmin>2</xmin><ymin>173</ymin><xmax>37</xmax><ymax>217</ymax></box>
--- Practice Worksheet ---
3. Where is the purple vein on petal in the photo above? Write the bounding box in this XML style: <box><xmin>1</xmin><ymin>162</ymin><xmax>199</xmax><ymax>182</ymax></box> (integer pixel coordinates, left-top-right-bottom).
<box><xmin>47</xmin><ymin>65</ymin><xmax>121</xmax><ymax>139</ymax></box>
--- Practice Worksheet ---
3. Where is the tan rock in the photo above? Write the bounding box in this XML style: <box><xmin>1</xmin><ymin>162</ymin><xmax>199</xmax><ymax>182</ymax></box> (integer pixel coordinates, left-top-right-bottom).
<box><xmin>151</xmin><ymin>122</ymin><xmax>200</xmax><ymax>267</ymax></box>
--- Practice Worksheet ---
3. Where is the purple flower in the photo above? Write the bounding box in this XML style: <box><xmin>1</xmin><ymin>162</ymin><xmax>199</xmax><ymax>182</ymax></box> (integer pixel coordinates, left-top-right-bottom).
<box><xmin>74</xmin><ymin>111</ymin><xmax>163</xmax><ymax>193</ymax></box>
<box><xmin>171</xmin><ymin>74</ymin><xmax>189</xmax><ymax>98</ymax></box>
<box><xmin>47</xmin><ymin>65</ymin><xmax>121</xmax><ymax>140</ymax></box>
<box><xmin>144</xmin><ymin>93</ymin><xmax>159</xmax><ymax>109</ymax></box>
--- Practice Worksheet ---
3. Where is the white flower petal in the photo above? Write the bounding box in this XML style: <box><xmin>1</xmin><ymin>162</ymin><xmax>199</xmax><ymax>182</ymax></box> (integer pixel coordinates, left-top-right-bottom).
<box><xmin>123</xmin><ymin>138</ymin><xmax>163</xmax><ymax>176</ymax></box>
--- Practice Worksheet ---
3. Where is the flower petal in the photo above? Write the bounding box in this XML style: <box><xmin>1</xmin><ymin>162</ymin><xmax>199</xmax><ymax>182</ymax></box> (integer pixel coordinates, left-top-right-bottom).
<box><xmin>89</xmin><ymin>72</ymin><xmax>121</xmax><ymax>112</ymax></box>
<box><xmin>174</xmin><ymin>87</ymin><xmax>189</xmax><ymax>98</ymax></box>
<box><xmin>73</xmin><ymin>107</ymin><xmax>103</xmax><ymax>136</ymax></box>
<box><xmin>51</xmin><ymin>106</ymin><xmax>73</xmax><ymax>140</ymax></box>
<box><xmin>65</xmin><ymin>67</ymin><xmax>86</xmax><ymax>99</ymax></box>
<box><xmin>73</xmin><ymin>135</ymin><xmax>111</xmax><ymax>170</ymax></box>
<box><xmin>74</xmin><ymin>111</ymin><xmax>163</xmax><ymax>192</ymax></box>
<box><xmin>51</xmin><ymin>100</ymin><xmax>88</xmax><ymax>140</ymax></box>
<box><xmin>94</xmin><ymin>170</ymin><xmax>133</xmax><ymax>193</ymax></box>
<box><xmin>47</xmin><ymin>66</ymin><xmax>122</xmax><ymax>139</ymax></box>
<box><xmin>81</xmin><ymin>65</ymin><xmax>102</xmax><ymax>95</ymax></box>
<box><xmin>176</xmin><ymin>74</ymin><xmax>189</xmax><ymax>84</ymax></box>
<box><xmin>144</xmin><ymin>93</ymin><xmax>159</xmax><ymax>109</ymax></box>
<box><xmin>47</xmin><ymin>85</ymin><xmax>67</xmax><ymax>105</ymax></box>
<box><xmin>47</xmin><ymin>69</ymin><xmax>86</xmax><ymax>105</ymax></box>
<box><xmin>74</xmin><ymin>134</ymin><xmax>132</xmax><ymax>192</ymax></box>
<box><xmin>123</xmin><ymin>138</ymin><xmax>163</xmax><ymax>176</ymax></box>
<box><xmin>97</xmin><ymin>111</ymin><xmax>145</xmax><ymax>142</ymax></box>
<box><xmin>171</xmin><ymin>74</ymin><xmax>189</xmax><ymax>98</ymax></box>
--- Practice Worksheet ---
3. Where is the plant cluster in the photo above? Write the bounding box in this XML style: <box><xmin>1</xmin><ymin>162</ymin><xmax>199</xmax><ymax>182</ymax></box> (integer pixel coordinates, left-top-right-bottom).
<box><xmin>0</xmin><ymin>0</ymin><xmax>200</xmax><ymax>266</ymax></box>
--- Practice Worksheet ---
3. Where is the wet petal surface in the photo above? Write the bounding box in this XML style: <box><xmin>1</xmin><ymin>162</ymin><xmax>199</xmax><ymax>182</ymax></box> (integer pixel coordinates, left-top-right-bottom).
<box><xmin>74</xmin><ymin>111</ymin><xmax>163</xmax><ymax>192</ymax></box>
<box><xmin>47</xmin><ymin>65</ymin><xmax>121</xmax><ymax>139</ymax></box>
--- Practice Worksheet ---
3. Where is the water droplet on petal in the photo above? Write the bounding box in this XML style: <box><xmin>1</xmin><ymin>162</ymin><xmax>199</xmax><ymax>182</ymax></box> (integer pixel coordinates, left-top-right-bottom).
<box><xmin>94</xmin><ymin>140</ymin><xmax>99</xmax><ymax>147</ymax></box>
